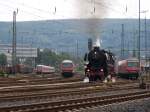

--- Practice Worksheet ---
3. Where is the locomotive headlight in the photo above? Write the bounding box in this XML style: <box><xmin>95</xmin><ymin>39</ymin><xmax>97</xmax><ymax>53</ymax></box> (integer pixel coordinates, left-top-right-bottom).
<box><xmin>87</xmin><ymin>69</ymin><xmax>90</xmax><ymax>72</ymax></box>
<box><xmin>100</xmin><ymin>69</ymin><xmax>103</xmax><ymax>72</ymax></box>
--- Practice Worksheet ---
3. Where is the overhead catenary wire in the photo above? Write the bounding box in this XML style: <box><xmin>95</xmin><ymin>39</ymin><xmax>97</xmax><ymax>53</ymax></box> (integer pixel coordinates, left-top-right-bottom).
<box><xmin>1</xmin><ymin>0</ymin><xmax>140</xmax><ymax>20</ymax></box>
<box><xmin>88</xmin><ymin>0</ymin><xmax>138</xmax><ymax>18</ymax></box>
<box><xmin>0</xmin><ymin>1</ymin><xmax>70</xmax><ymax>27</ymax></box>
<box><xmin>1</xmin><ymin>0</ymin><xmax>148</xmax><ymax>36</ymax></box>
<box><xmin>1</xmin><ymin>0</ymin><xmax>147</xmax><ymax>34</ymax></box>
<box><xmin>4</xmin><ymin>0</ymin><xmax>52</xmax><ymax>14</ymax></box>
<box><xmin>1</xmin><ymin>0</ymin><xmax>77</xmax><ymax>18</ymax></box>
<box><xmin>1</xmin><ymin>1</ymin><xmax>87</xmax><ymax>30</ymax></box>
<box><xmin>0</xmin><ymin>2</ymin><xmax>46</xmax><ymax>20</ymax></box>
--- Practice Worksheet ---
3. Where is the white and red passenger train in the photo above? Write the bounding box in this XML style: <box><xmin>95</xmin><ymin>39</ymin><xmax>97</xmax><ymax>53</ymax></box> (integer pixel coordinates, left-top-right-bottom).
<box><xmin>36</xmin><ymin>65</ymin><xmax>55</xmax><ymax>74</ymax></box>
<box><xmin>117</xmin><ymin>58</ymin><xmax>140</xmax><ymax>79</ymax></box>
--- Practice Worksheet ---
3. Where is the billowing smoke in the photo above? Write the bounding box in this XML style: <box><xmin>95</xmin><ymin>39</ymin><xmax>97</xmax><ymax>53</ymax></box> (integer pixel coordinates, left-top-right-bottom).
<box><xmin>75</xmin><ymin>0</ymin><xmax>111</xmax><ymax>48</ymax></box>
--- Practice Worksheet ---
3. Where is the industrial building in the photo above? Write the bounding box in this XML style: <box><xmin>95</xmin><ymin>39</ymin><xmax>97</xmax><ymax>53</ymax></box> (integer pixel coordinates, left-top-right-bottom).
<box><xmin>0</xmin><ymin>44</ymin><xmax>37</xmax><ymax>65</ymax></box>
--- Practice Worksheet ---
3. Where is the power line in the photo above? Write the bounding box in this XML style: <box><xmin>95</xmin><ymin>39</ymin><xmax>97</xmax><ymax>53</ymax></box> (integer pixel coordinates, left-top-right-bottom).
<box><xmin>2</xmin><ymin>0</ymin><xmax>137</xmax><ymax>19</ymax></box>
<box><xmin>2</xmin><ymin>1</ymin><xmax>73</xmax><ymax>26</ymax></box>
<box><xmin>87</xmin><ymin>0</ymin><xmax>138</xmax><ymax>18</ymax></box>
<box><xmin>1</xmin><ymin>0</ymin><xmax>141</xmax><ymax>20</ymax></box>
<box><xmin>0</xmin><ymin>1</ymin><xmax>72</xmax><ymax>27</ymax></box>
<box><xmin>5</xmin><ymin>0</ymin><xmax>51</xmax><ymax>14</ymax></box>
<box><xmin>2</xmin><ymin>0</ymin><xmax>79</xmax><ymax>18</ymax></box>
<box><xmin>0</xmin><ymin>2</ymin><xmax>46</xmax><ymax>19</ymax></box>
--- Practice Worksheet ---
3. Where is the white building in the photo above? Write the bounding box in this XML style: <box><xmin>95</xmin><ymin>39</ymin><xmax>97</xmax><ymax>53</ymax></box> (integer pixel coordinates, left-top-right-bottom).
<box><xmin>0</xmin><ymin>44</ymin><xmax>37</xmax><ymax>65</ymax></box>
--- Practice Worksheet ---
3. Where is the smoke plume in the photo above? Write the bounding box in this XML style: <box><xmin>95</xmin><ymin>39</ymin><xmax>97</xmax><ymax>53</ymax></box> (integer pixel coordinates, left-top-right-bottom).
<box><xmin>75</xmin><ymin>0</ymin><xmax>111</xmax><ymax>47</ymax></box>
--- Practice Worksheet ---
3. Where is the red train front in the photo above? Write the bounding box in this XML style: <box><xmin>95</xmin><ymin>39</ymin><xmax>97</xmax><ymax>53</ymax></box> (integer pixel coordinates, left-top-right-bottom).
<box><xmin>61</xmin><ymin>60</ymin><xmax>74</xmax><ymax>78</ymax></box>
<box><xmin>117</xmin><ymin>58</ymin><xmax>140</xmax><ymax>79</ymax></box>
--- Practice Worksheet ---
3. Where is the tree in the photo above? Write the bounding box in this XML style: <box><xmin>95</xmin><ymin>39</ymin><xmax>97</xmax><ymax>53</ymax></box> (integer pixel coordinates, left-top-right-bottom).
<box><xmin>0</xmin><ymin>53</ymin><xmax>7</xmax><ymax>66</ymax></box>
<box><xmin>36</xmin><ymin>48</ymin><xmax>72</xmax><ymax>67</ymax></box>
<box><xmin>35</xmin><ymin>48</ymin><xmax>84</xmax><ymax>72</ymax></box>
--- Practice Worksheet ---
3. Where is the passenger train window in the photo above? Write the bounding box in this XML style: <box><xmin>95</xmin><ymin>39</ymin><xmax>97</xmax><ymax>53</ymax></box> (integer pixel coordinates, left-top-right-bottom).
<box><xmin>127</xmin><ymin>62</ymin><xmax>138</xmax><ymax>67</ymax></box>
<box><xmin>62</xmin><ymin>63</ymin><xmax>73</xmax><ymax>67</ymax></box>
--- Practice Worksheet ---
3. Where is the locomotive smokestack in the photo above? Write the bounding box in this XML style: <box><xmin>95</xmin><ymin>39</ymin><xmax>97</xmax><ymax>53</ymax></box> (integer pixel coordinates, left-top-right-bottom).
<box><xmin>88</xmin><ymin>38</ymin><xmax>93</xmax><ymax>51</ymax></box>
<box><xmin>93</xmin><ymin>36</ymin><xmax>100</xmax><ymax>48</ymax></box>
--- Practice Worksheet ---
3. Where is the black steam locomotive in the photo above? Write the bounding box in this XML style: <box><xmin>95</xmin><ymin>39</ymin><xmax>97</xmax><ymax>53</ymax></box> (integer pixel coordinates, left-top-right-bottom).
<box><xmin>84</xmin><ymin>47</ymin><xmax>115</xmax><ymax>82</ymax></box>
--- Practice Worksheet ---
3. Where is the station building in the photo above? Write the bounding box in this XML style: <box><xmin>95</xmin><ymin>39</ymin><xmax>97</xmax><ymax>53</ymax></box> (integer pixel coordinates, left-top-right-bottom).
<box><xmin>0</xmin><ymin>44</ymin><xmax>37</xmax><ymax>66</ymax></box>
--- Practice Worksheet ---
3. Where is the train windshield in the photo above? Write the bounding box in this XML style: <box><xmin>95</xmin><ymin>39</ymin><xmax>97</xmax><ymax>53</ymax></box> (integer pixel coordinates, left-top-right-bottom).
<box><xmin>62</xmin><ymin>63</ymin><xmax>73</xmax><ymax>67</ymax></box>
<box><xmin>127</xmin><ymin>62</ymin><xmax>138</xmax><ymax>67</ymax></box>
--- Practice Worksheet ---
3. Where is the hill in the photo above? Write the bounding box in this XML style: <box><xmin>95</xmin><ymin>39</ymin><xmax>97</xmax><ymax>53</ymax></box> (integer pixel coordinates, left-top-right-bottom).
<box><xmin>0</xmin><ymin>19</ymin><xmax>149</xmax><ymax>57</ymax></box>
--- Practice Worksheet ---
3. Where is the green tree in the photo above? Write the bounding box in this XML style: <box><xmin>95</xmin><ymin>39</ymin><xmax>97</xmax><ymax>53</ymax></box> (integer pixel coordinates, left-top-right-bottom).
<box><xmin>0</xmin><ymin>53</ymin><xmax>7</xmax><ymax>66</ymax></box>
<box><xmin>35</xmin><ymin>48</ymin><xmax>84</xmax><ymax>73</ymax></box>
<box><xmin>36</xmin><ymin>49</ymin><xmax>72</xmax><ymax>68</ymax></box>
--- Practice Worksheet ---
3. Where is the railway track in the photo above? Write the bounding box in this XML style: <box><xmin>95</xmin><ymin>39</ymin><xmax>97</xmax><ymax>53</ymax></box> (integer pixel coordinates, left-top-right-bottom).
<box><xmin>0</xmin><ymin>82</ymin><xmax>140</xmax><ymax>104</ymax></box>
<box><xmin>0</xmin><ymin>90</ymin><xmax>149</xmax><ymax>112</ymax></box>
<box><xmin>0</xmin><ymin>79</ymin><xmax>149</xmax><ymax>111</ymax></box>
<box><xmin>0</xmin><ymin>77</ymin><xmax>149</xmax><ymax>111</ymax></box>
<box><xmin>0</xmin><ymin>79</ymin><xmax>139</xmax><ymax>96</ymax></box>
<box><xmin>0</xmin><ymin>75</ymin><xmax>82</xmax><ymax>87</ymax></box>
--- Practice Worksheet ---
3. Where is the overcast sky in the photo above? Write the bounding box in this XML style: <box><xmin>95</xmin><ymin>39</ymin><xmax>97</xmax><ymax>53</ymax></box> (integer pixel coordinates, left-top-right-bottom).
<box><xmin>0</xmin><ymin>0</ymin><xmax>149</xmax><ymax>21</ymax></box>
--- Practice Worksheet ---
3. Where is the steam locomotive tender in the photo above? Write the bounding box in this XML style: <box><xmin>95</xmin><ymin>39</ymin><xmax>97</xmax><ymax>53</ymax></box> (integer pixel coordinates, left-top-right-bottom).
<box><xmin>84</xmin><ymin>47</ymin><xmax>115</xmax><ymax>82</ymax></box>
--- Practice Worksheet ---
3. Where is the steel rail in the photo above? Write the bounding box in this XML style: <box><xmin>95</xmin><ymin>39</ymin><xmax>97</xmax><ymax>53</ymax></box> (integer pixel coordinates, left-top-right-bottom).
<box><xmin>0</xmin><ymin>90</ymin><xmax>149</xmax><ymax>112</ymax></box>
<box><xmin>0</xmin><ymin>83</ymin><xmax>139</xmax><ymax>103</ymax></box>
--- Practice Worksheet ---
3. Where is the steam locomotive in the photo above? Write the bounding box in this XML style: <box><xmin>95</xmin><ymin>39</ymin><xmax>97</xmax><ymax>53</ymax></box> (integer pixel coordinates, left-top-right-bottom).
<box><xmin>84</xmin><ymin>46</ymin><xmax>115</xmax><ymax>82</ymax></box>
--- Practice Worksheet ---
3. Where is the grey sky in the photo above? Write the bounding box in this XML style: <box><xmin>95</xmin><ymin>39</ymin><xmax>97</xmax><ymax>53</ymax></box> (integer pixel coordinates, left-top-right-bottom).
<box><xmin>0</xmin><ymin>0</ymin><xmax>149</xmax><ymax>21</ymax></box>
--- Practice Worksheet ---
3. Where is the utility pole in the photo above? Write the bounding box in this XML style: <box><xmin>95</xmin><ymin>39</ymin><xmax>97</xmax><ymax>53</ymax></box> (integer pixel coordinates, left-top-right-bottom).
<box><xmin>143</xmin><ymin>11</ymin><xmax>148</xmax><ymax>67</ymax></box>
<box><xmin>144</xmin><ymin>12</ymin><xmax>147</xmax><ymax>67</ymax></box>
<box><xmin>138</xmin><ymin>0</ymin><xmax>141</xmax><ymax>68</ymax></box>
<box><xmin>140</xmin><ymin>10</ymin><xmax>148</xmax><ymax>67</ymax></box>
<box><xmin>76</xmin><ymin>40</ymin><xmax>79</xmax><ymax>59</ymax></box>
<box><xmin>121</xmin><ymin>24</ymin><xmax>124</xmax><ymax>59</ymax></box>
<box><xmin>12</xmin><ymin>10</ymin><xmax>18</xmax><ymax>74</ymax></box>
<box><xmin>133</xmin><ymin>30</ymin><xmax>137</xmax><ymax>57</ymax></box>
<box><xmin>127</xmin><ymin>39</ymin><xmax>130</xmax><ymax>57</ymax></box>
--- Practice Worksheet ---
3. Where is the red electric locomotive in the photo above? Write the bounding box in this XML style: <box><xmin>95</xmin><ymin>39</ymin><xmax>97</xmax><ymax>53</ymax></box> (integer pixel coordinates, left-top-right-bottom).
<box><xmin>117</xmin><ymin>58</ymin><xmax>140</xmax><ymax>79</ymax></box>
<box><xmin>61</xmin><ymin>60</ymin><xmax>75</xmax><ymax>77</ymax></box>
